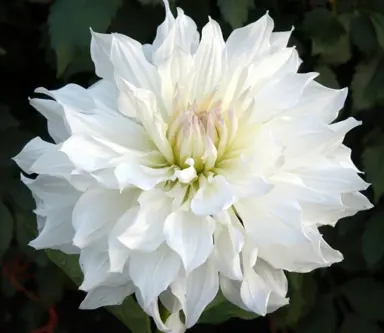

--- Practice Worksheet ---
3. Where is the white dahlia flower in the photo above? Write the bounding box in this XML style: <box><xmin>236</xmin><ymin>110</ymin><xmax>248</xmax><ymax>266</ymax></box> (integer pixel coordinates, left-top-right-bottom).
<box><xmin>14</xmin><ymin>1</ymin><xmax>372</xmax><ymax>332</ymax></box>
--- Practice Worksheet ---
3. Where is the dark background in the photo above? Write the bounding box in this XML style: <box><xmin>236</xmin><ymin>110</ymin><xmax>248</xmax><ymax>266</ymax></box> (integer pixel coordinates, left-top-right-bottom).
<box><xmin>0</xmin><ymin>0</ymin><xmax>384</xmax><ymax>332</ymax></box>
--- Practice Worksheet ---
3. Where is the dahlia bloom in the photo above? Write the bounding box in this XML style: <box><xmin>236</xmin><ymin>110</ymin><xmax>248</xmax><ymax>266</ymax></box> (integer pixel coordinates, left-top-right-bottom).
<box><xmin>14</xmin><ymin>1</ymin><xmax>372</xmax><ymax>332</ymax></box>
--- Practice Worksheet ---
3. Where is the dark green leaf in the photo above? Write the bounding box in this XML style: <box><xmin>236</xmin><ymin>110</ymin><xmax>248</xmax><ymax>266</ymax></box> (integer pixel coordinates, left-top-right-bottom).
<box><xmin>217</xmin><ymin>0</ymin><xmax>255</xmax><ymax>28</ymax></box>
<box><xmin>315</xmin><ymin>64</ymin><xmax>339</xmax><ymax>89</ymax></box>
<box><xmin>0</xmin><ymin>202</ymin><xmax>13</xmax><ymax>257</ymax></box>
<box><xmin>199</xmin><ymin>292</ymin><xmax>257</xmax><ymax>325</ymax></box>
<box><xmin>370</xmin><ymin>13</ymin><xmax>384</xmax><ymax>50</ymax></box>
<box><xmin>351</xmin><ymin>13</ymin><xmax>377</xmax><ymax>54</ymax></box>
<box><xmin>274</xmin><ymin>274</ymin><xmax>318</xmax><ymax>329</ymax></box>
<box><xmin>352</xmin><ymin>56</ymin><xmax>384</xmax><ymax>111</ymax></box>
<box><xmin>48</xmin><ymin>0</ymin><xmax>123</xmax><ymax>75</ymax></box>
<box><xmin>304</xmin><ymin>8</ymin><xmax>345</xmax><ymax>44</ymax></box>
<box><xmin>0</xmin><ymin>105</ymin><xmax>19</xmax><ymax>131</ymax></box>
<box><xmin>46</xmin><ymin>250</ymin><xmax>151</xmax><ymax>333</ymax></box>
<box><xmin>296</xmin><ymin>296</ymin><xmax>337</xmax><ymax>333</ymax></box>
<box><xmin>341</xmin><ymin>315</ymin><xmax>382</xmax><ymax>333</ymax></box>
<box><xmin>36</xmin><ymin>265</ymin><xmax>64</xmax><ymax>306</ymax></box>
<box><xmin>341</xmin><ymin>278</ymin><xmax>384</xmax><ymax>320</ymax></box>
<box><xmin>362</xmin><ymin>212</ymin><xmax>384</xmax><ymax>267</ymax></box>
<box><xmin>363</xmin><ymin>144</ymin><xmax>384</xmax><ymax>203</ymax></box>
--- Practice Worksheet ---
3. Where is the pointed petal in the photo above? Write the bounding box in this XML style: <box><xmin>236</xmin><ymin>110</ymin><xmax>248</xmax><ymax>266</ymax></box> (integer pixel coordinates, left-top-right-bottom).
<box><xmin>129</xmin><ymin>245</ymin><xmax>181</xmax><ymax>307</ymax></box>
<box><xmin>111</xmin><ymin>34</ymin><xmax>161</xmax><ymax>93</ymax></box>
<box><xmin>225</xmin><ymin>13</ymin><xmax>274</xmax><ymax>65</ymax></box>
<box><xmin>118</xmin><ymin>190</ymin><xmax>171</xmax><ymax>252</ymax></box>
<box><xmin>72</xmin><ymin>187</ymin><xmax>130</xmax><ymax>248</ymax></box>
<box><xmin>191</xmin><ymin>175</ymin><xmax>235</xmax><ymax>216</ymax></box>
<box><xmin>213</xmin><ymin>213</ymin><xmax>244</xmax><ymax>280</ymax></box>
<box><xmin>80</xmin><ymin>283</ymin><xmax>135</xmax><ymax>309</ymax></box>
<box><xmin>164</xmin><ymin>210</ymin><xmax>215</xmax><ymax>272</ymax></box>
<box><xmin>184</xmin><ymin>260</ymin><xmax>219</xmax><ymax>327</ymax></box>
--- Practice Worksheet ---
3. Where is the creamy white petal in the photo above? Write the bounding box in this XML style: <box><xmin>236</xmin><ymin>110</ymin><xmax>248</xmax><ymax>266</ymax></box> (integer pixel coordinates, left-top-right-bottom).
<box><xmin>213</xmin><ymin>212</ymin><xmax>244</xmax><ymax>280</ymax></box>
<box><xmin>90</xmin><ymin>31</ymin><xmax>114</xmax><ymax>80</ymax></box>
<box><xmin>13</xmin><ymin>137</ymin><xmax>56</xmax><ymax>174</ymax></box>
<box><xmin>80</xmin><ymin>282</ymin><xmax>135</xmax><ymax>309</ymax></box>
<box><xmin>72</xmin><ymin>187</ymin><xmax>130</xmax><ymax>248</ymax></box>
<box><xmin>190</xmin><ymin>18</ymin><xmax>225</xmax><ymax>104</ymax></box>
<box><xmin>108</xmin><ymin>205</ymin><xmax>140</xmax><ymax>273</ymax></box>
<box><xmin>191</xmin><ymin>175</ymin><xmax>235</xmax><ymax>216</ymax></box>
<box><xmin>79</xmin><ymin>248</ymin><xmax>111</xmax><ymax>291</ymax></box>
<box><xmin>30</xmin><ymin>206</ymin><xmax>75</xmax><ymax>250</ymax></box>
<box><xmin>30</xmin><ymin>97</ymin><xmax>69</xmax><ymax>143</ymax></box>
<box><xmin>129</xmin><ymin>244</ymin><xmax>181</xmax><ymax>307</ymax></box>
<box><xmin>225</xmin><ymin>13</ymin><xmax>274</xmax><ymax>65</ymax></box>
<box><xmin>111</xmin><ymin>33</ymin><xmax>161</xmax><ymax>93</ymax></box>
<box><xmin>184</xmin><ymin>260</ymin><xmax>219</xmax><ymax>328</ymax></box>
<box><xmin>118</xmin><ymin>189</ymin><xmax>171</xmax><ymax>252</ymax></box>
<box><xmin>164</xmin><ymin>210</ymin><xmax>215</xmax><ymax>272</ymax></box>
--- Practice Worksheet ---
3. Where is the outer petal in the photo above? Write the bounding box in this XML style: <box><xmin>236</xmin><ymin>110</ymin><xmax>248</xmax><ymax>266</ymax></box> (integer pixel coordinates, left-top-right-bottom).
<box><xmin>164</xmin><ymin>210</ymin><xmax>215</xmax><ymax>272</ymax></box>
<box><xmin>72</xmin><ymin>187</ymin><xmax>132</xmax><ymax>248</ymax></box>
<box><xmin>111</xmin><ymin>34</ymin><xmax>161</xmax><ymax>93</ymax></box>
<box><xmin>129</xmin><ymin>244</ymin><xmax>181</xmax><ymax>307</ymax></box>
<box><xmin>225</xmin><ymin>13</ymin><xmax>274</xmax><ymax>65</ymax></box>
<box><xmin>213</xmin><ymin>211</ymin><xmax>244</xmax><ymax>280</ymax></box>
<box><xmin>29</xmin><ymin>97</ymin><xmax>69</xmax><ymax>143</ymax></box>
<box><xmin>184</xmin><ymin>260</ymin><xmax>219</xmax><ymax>327</ymax></box>
<box><xmin>118</xmin><ymin>189</ymin><xmax>172</xmax><ymax>252</ymax></box>
<box><xmin>80</xmin><ymin>282</ymin><xmax>135</xmax><ymax>309</ymax></box>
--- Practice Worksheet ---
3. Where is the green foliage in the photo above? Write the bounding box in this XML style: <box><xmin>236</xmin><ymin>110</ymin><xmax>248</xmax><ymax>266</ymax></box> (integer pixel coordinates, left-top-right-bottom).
<box><xmin>362</xmin><ymin>212</ymin><xmax>384</xmax><ymax>267</ymax></box>
<box><xmin>341</xmin><ymin>278</ymin><xmax>384</xmax><ymax>321</ymax></box>
<box><xmin>363</xmin><ymin>143</ymin><xmax>384</xmax><ymax>202</ymax></box>
<box><xmin>0</xmin><ymin>202</ymin><xmax>13</xmax><ymax>258</ymax></box>
<box><xmin>296</xmin><ymin>296</ymin><xmax>337</xmax><ymax>333</ymax></box>
<box><xmin>48</xmin><ymin>0</ymin><xmax>123</xmax><ymax>76</ymax></box>
<box><xmin>217</xmin><ymin>0</ymin><xmax>255</xmax><ymax>29</ymax></box>
<box><xmin>340</xmin><ymin>315</ymin><xmax>382</xmax><ymax>333</ymax></box>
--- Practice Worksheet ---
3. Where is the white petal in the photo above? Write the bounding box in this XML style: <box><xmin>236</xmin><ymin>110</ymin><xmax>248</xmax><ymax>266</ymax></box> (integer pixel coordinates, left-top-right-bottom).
<box><xmin>80</xmin><ymin>283</ymin><xmax>135</xmax><ymax>309</ymax></box>
<box><xmin>220</xmin><ymin>276</ymin><xmax>249</xmax><ymax>311</ymax></box>
<box><xmin>111</xmin><ymin>34</ymin><xmax>161</xmax><ymax>93</ymax></box>
<box><xmin>213</xmin><ymin>212</ymin><xmax>244</xmax><ymax>280</ymax></box>
<box><xmin>164</xmin><ymin>210</ymin><xmax>215</xmax><ymax>272</ymax></box>
<box><xmin>79</xmin><ymin>248</ymin><xmax>111</xmax><ymax>291</ymax></box>
<box><xmin>118</xmin><ymin>189</ymin><xmax>171</xmax><ymax>252</ymax></box>
<box><xmin>108</xmin><ymin>205</ymin><xmax>139</xmax><ymax>273</ymax></box>
<box><xmin>90</xmin><ymin>31</ymin><xmax>114</xmax><ymax>80</ymax></box>
<box><xmin>13</xmin><ymin>137</ymin><xmax>56</xmax><ymax>174</ymax></box>
<box><xmin>129</xmin><ymin>244</ymin><xmax>181</xmax><ymax>307</ymax></box>
<box><xmin>153</xmin><ymin>8</ymin><xmax>198</xmax><ymax>66</ymax></box>
<box><xmin>115</xmin><ymin>161</ymin><xmax>175</xmax><ymax>191</ymax></box>
<box><xmin>294</xmin><ymin>80</ymin><xmax>348</xmax><ymax>123</ymax></box>
<box><xmin>21</xmin><ymin>174</ymin><xmax>80</xmax><ymax>209</ymax></box>
<box><xmin>225</xmin><ymin>13</ymin><xmax>274</xmax><ymax>65</ymax></box>
<box><xmin>72</xmin><ymin>187</ymin><xmax>130</xmax><ymax>248</ymax></box>
<box><xmin>30</xmin><ymin>97</ymin><xmax>69</xmax><ymax>143</ymax></box>
<box><xmin>60</xmin><ymin>134</ymin><xmax>120</xmax><ymax>172</ymax></box>
<box><xmin>30</xmin><ymin>207</ymin><xmax>75</xmax><ymax>250</ymax></box>
<box><xmin>63</xmin><ymin>103</ymin><xmax>153</xmax><ymax>152</ymax></box>
<box><xmin>191</xmin><ymin>18</ymin><xmax>225</xmax><ymax>104</ymax></box>
<box><xmin>118</xmin><ymin>79</ymin><xmax>172</xmax><ymax>153</ymax></box>
<box><xmin>270</xmin><ymin>30</ymin><xmax>293</xmax><ymax>50</ymax></box>
<box><xmin>191</xmin><ymin>175</ymin><xmax>235</xmax><ymax>216</ymax></box>
<box><xmin>184</xmin><ymin>260</ymin><xmax>219</xmax><ymax>327</ymax></box>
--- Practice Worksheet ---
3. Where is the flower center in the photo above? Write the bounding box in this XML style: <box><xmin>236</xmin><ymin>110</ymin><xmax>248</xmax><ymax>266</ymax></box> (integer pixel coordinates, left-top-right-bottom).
<box><xmin>167</xmin><ymin>100</ymin><xmax>227</xmax><ymax>177</ymax></box>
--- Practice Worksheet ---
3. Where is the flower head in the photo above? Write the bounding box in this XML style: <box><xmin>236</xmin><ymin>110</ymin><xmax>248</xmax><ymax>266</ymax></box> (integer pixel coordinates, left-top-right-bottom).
<box><xmin>14</xmin><ymin>1</ymin><xmax>372</xmax><ymax>331</ymax></box>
